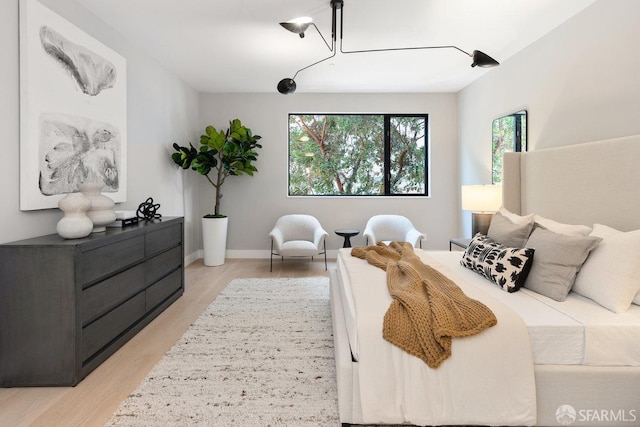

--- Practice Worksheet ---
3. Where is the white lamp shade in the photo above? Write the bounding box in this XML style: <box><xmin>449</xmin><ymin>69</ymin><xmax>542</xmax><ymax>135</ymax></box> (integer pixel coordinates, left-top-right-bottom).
<box><xmin>461</xmin><ymin>185</ymin><xmax>502</xmax><ymax>212</ymax></box>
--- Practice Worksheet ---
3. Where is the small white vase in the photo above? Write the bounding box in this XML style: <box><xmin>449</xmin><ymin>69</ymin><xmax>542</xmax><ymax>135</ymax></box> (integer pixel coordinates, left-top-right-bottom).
<box><xmin>202</xmin><ymin>216</ymin><xmax>228</xmax><ymax>266</ymax></box>
<box><xmin>56</xmin><ymin>193</ymin><xmax>94</xmax><ymax>239</ymax></box>
<box><xmin>78</xmin><ymin>183</ymin><xmax>116</xmax><ymax>233</ymax></box>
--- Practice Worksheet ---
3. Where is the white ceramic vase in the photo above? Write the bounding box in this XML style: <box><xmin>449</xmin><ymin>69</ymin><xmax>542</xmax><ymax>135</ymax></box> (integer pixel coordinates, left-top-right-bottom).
<box><xmin>56</xmin><ymin>193</ymin><xmax>94</xmax><ymax>239</ymax></box>
<box><xmin>202</xmin><ymin>216</ymin><xmax>228</xmax><ymax>266</ymax></box>
<box><xmin>78</xmin><ymin>183</ymin><xmax>116</xmax><ymax>233</ymax></box>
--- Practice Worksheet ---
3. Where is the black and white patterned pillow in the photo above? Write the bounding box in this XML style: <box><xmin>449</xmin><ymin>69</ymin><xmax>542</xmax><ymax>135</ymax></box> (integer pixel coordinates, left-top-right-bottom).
<box><xmin>460</xmin><ymin>234</ymin><xmax>535</xmax><ymax>293</ymax></box>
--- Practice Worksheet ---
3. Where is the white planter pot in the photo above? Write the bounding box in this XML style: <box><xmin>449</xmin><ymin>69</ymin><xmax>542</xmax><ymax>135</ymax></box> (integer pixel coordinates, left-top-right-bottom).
<box><xmin>202</xmin><ymin>216</ymin><xmax>228</xmax><ymax>266</ymax></box>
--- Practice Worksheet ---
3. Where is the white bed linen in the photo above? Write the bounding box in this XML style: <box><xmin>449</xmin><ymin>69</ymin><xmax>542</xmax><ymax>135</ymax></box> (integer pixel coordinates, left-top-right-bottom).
<box><xmin>523</xmin><ymin>288</ymin><xmax>640</xmax><ymax>366</ymax></box>
<box><xmin>337</xmin><ymin>248</ymin><xmax>537</xmax><ymax>426</ymax></box>
<box><xmin>339</xmin><ymin>248</ymin><xmax>640</xmax><ymax>366</ymax></box>
<box><xmin>338</xmin><ymin>249</ymin><xmax>583</xmax><ymax>365</ymax></box>
<box><xmin>427</xmin><ymin>251</ymin><xmax>585</xmax><ymax>365</ymax></box>
<box><xmin>428</xmin><ymin>251</ymin><xmax>640</xmax><ymax>366</ymax></box>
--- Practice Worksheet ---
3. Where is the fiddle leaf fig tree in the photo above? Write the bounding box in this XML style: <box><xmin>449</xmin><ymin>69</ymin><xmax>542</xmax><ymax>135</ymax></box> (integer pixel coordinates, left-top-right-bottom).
<box><xmin>171</xmin><ymin>119</ymin><xmax>262</xmax><ymax>217</ymax></box>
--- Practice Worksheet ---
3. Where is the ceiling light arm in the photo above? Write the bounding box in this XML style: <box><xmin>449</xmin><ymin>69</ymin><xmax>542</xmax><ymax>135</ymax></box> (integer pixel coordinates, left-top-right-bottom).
<box><xmin>339</xmin><ymin>43</ymin><xmax>471</xmax><ymax>57</ymax></box>
<box><xmin>292</xmin><ymin>0</ymin><xmax>342</xmax><ymax>79</ymax></box>
<box><xmin>308</xmin><ymin>23</ymin><xmax>333</xmax><ymax>52</ymax></box>
<box><xmin>292</xmin><ymin>48</ymin><xmax>337</xmax><ymax>80</ymax></box>
<box><xmin>277</xmin><ymin>37</ymin><xmax>337</xmax><ymax>94</ymax></box>
<box><xmin>336</xmin><ymin>6</ymin><xmax>476</xmax><ymax>62</ymax></box>
<box><xmin>337</xmin><ymin>41</ymin><xmax>498</xmax><ymax>67</ymax></box>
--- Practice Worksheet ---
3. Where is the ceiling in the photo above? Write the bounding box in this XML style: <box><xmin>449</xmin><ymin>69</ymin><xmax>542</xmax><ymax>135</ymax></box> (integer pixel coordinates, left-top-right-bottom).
<box><xmin>75</xmin><ymin>0</ymin><xmax>597</xmax><ymax>94</ymax></box>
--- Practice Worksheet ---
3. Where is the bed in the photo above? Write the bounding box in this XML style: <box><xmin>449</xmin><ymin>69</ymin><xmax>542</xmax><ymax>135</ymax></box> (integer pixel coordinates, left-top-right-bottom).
<box><xmin>330</xmin><ymin>135</ymin><xmax>640</xmax><ymax>426</ymax></box>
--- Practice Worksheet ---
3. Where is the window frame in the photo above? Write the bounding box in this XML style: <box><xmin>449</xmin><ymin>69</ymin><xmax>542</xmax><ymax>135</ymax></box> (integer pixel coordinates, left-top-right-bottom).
<box><xmin>287</xmin><ymin>113</ymin><xmax>430</xmax><ymax>197</ymax></box>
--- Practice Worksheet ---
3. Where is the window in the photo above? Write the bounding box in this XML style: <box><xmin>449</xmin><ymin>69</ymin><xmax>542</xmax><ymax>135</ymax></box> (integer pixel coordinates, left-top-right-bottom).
<box><xmin>492</xmin><ymin>110</ymin><xmax>527</xmax><ymax>184</ymax></box>
<box><xmin>288</xmin><ymin>114</ymin><xmax>429</xmax><ymax>196</ymax></box>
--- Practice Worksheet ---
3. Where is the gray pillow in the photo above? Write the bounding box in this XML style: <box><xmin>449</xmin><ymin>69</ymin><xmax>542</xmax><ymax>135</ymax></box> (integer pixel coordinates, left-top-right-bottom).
<box><xmin>487</xmin><ymin>210</ymin><xmax>534</xmax><ymax>247</ymax></box>
<box><xmin>523</xmin><ymin>227</ymin><xmax>602</xmax><ymax>301</ymax></box>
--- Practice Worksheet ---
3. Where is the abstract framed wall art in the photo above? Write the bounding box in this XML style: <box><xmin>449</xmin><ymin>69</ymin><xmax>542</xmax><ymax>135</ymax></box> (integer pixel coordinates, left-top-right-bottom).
<box><xmin>19</xmin><ymin>0</ymin><xmax>127</xmax><ymax>210</ymax></box>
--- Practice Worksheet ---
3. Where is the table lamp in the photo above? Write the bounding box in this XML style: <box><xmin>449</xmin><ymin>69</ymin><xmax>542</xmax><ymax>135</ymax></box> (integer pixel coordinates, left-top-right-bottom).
<box><xmin>461</xmin><ymin>185</ymin><xmax>502</xmax><ymax>237</ymax></box>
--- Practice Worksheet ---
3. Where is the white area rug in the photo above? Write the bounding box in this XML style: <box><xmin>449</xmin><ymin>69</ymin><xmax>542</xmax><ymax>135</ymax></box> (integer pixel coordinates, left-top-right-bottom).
<box><xmin>107</xmin><ymin>277</ymin><xmax>339</xmax><ymax>426</ymax></box>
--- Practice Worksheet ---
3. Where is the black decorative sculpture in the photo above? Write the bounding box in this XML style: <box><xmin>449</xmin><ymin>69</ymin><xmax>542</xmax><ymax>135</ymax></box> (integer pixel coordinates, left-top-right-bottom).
<box><xmin>137</xmin><ymin>197</ymin><xmax>162</xmax><ymax>220</ymax></box>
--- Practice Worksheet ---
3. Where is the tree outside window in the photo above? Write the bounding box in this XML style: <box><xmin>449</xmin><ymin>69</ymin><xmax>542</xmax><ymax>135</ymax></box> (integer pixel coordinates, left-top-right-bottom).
<box><xmin>492</xmin><ymin>110</ymin><xmax>527</xmax><ymax>184</ymax></box>
<box><xmin>288</xmin><ymin>114</ymin><xmax>428</xmax><ymax>196</ymax></box>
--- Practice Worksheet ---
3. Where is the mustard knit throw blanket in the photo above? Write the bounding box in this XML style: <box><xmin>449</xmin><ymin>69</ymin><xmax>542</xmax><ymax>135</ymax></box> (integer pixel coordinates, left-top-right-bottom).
<box><xmin>351</xmin><ymin>242</ymin><xmax>497</xmax><ymax>368</ymax></box>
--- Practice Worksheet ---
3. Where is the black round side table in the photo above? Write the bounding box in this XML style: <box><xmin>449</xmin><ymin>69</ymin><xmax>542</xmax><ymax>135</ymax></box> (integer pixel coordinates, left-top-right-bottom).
<box><xmin>335</xmin><ymin>229</ymin><xmax>359</xmax><ymax>248</ymax></box>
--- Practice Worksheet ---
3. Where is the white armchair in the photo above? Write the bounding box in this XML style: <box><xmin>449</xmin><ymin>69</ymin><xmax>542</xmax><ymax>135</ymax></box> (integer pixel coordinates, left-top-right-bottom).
<box><xmin>269</xmin><ymin>214</ymin><xmax>328</xmax><ymax>271</ymax></box>
<box><xmin>363</xmin><ymin>214</ymin><xmax>426</xmax><ymax>248</ymax></box>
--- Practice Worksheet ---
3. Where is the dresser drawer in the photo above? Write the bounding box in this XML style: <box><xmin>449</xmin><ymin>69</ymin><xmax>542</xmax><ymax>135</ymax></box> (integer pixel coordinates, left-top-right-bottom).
<box><xmin>146</xmin><ymin>223</ymin><xmax>182</xmax><ymax>257</ymax></box>
<box><xmin>79</xmin><ymin>236</ymin><xmax>145</xmax><ymax>286</ymax></box>
<box><xmin>145</xmin><ymin>245</ymin><xmax>182</xmax><ymax>285</ymax></box>
<box><xmin>81</xmin><ymin>263</ymin><xmax>146</xmax><ymax>326</ymax></box>
<box><xmin>146</xmin><ymin>269</ymin><xmax>182</xmax><ymax>311</ymax></box>
<box><xmin>82</xmin><ymin>292</ymin><xmax>145</xmax><ymax>362</ymax></box>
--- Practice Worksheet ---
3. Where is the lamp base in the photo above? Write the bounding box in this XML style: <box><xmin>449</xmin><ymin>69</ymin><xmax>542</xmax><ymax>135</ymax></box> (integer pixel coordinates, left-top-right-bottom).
<box><xmin>471</xmin><ymin>212</ymin><xmax>494</xmax><ymax>237</ymax></box>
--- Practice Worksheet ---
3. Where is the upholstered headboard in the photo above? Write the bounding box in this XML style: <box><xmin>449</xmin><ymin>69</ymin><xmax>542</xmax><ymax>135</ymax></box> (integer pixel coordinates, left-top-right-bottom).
<box><xmin>503</xmin><ymin>135</ymin><xmax>640</xmax><ymax>232</ymax></box>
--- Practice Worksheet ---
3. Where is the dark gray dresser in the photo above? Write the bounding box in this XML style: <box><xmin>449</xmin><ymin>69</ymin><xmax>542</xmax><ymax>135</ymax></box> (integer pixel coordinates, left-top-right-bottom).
<box><xmin>0</xmin><ymin>217</ymin><xmax>184</xmax><ymax>387</ymax></box>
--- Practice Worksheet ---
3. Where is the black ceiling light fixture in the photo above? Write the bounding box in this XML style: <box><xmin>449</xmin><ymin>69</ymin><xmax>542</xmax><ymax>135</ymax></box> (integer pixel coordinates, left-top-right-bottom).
<box><xmin>277</xmin><ymin>0</ymin><xmax>499</xmax><ymax>94</ymax></box>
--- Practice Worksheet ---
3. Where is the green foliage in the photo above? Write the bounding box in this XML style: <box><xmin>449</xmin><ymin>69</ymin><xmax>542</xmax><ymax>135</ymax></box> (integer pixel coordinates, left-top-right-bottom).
<box><xmin>171</xmin><ymin>119</ymin><xmax>262</xmax><ymax>216</ymax></box>
<box><xmin>288</xmin><ymin>114</ymin><xmax>426</xmax><ymax>196</ymax></box>
<box><xmin>492</xmin><ymin>116</ymin><xmax>515</xmax><ymax>184</ymax></box>
<box><xmin>492</xmin><ymin>111</ymin><xmax>527</xmax><ymax>184</ymax></box>
<box><xmin>389</xmin><ymin>116</ymin><xmax>427</xmax><ymax>194</ymax></box>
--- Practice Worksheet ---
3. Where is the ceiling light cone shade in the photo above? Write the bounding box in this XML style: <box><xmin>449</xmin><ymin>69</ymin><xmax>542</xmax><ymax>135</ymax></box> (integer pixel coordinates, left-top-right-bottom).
<box><xmin>471</xmin><ymin>50</ymin><xmax>500</xmax><ymax>67</ymax></box>
<box><xmin>280</xmin><ymin>21</ymin><xmax>311</xmax><ymax>38</ymax></box>
<box><xmin>277</xmin><ymin>78</ymin><xmax>297</xmax><ymax>94</ymax></box>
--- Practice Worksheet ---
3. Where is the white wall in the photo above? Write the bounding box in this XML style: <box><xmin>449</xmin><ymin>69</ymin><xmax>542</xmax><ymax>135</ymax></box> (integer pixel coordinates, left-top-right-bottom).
<box><xmin>457</xmin><ymin>0</ymin><xmax>640</xmax><ymax>235</ymax></box>
<box><xmin>0</xmin><ymin>0</ymin><xmax>200</xmax><ymax>257</ymax></box>
<box><xmin>196</xmin><ymin>93</ymin><xmax>459</xmax><ymax>256</ymax></box>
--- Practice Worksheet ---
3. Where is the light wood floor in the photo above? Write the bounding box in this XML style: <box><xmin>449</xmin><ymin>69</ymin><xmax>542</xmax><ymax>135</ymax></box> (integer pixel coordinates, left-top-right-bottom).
<box><xmin>0</xmin><ymin>257</ymin><xmax>333</xmax><ymax>427</ymax></box>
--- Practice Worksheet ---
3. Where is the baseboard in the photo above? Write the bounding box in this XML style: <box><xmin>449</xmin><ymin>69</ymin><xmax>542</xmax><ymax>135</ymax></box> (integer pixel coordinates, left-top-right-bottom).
<box><xmin>227</xmin><ymin>249</ymin><xmax>339</xmax><ymax>259</ymax></box>
<box><xmin>184</xmin><ymin>251</ymin><xmax>201</xmax><ymax>266</ymax></box>
<box><xmin>226</xmin><ymin>249</ymin><xmax>271</xmax><ymax>259</ymax></box>
<box><xmin>185</xmin><ymin>249</ymin><xmax>340</xmax><ymax>264</ymax></box>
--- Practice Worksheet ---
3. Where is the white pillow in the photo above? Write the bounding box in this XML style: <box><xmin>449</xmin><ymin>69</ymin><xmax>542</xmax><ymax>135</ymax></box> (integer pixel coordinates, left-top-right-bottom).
<box><xmin>534</xmin><ymin>215</ymin><xmax>592</xmax><ymax>237</ymax></box>
<box><xmin>573</xmin><ymin>224</ymin><xmax>640</xmax><ymax>313</ymax></box>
